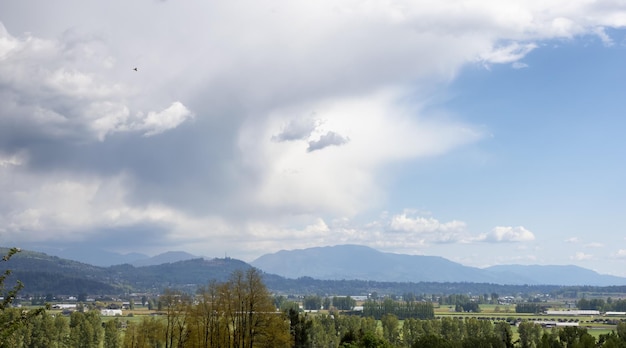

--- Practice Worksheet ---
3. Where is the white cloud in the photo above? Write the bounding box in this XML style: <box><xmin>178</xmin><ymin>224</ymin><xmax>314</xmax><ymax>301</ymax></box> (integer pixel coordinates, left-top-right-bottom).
<box><xmin>0</xmin><ymin>23</ymin><xmax>193</xmax><ymax>143</ymax></box>
<box><xmin>614</xmin><ymin>250</ymin><xmax>626</xmax><ymax>259</ymax></box>
<box><xmin>585</xmin><ymin>242</ymin><xmax>604</xmax><ymax>248</ymax></box>
<box><xmin>512</xmin><ymin>61</ymin><xmax>529</xmax><ymax>69</ymax></box>
<box><xmin>307</xmin><ymin>131</ymin><xmax>350</xmax><ymax>152</ymax></box>
<box><xmin>239</xmin><ymin>90</ymin><xmax>483</xmax><ymax>217</ymax></box>
<box><xmin>572</xmin><ymin>252</ymin><xmax>593</xmax><ymax>261</ymax></box>
<box><xmin>565</xmin><ymin>237</ymin><xmax>580</xmax><ymax>243</ymax></box>
<box><xmin>2</xmin><ymin>0</ymin><xmax>626</xmax><ymax>261</ymax></box>
<box><xmin>479</xmin><ymin>226</ymin><xmax>536</xmax><ymax>243</ymax></box>
<box><xmin>135</xmin><ymin>101</ymin><xmax>194</xmax><ymax>137</ymax></box>
<box><xmin>272</xmin><ymin>116</ymin><xmax>319</xmax><ymax>142</ymax></box>
<box><xmin>0</xmin><ymin>150</ymin><xmax>27</xmax><ymax>167</ymax></box>
<box><xmin>389</xmin><ymin>212</ymin><xmax>466</xmax><ymax>235</ymax></box>
<box><xmin>480</xmin><ymin>42</ymin><xmax>538</xmax><ymax>65</ymax></box>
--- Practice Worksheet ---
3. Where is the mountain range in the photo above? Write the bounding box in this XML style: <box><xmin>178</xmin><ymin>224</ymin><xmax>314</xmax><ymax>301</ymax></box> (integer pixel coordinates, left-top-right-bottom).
<box><xmin>4</xmin><ymin>244</ymin><xmax>626</xmax><ymax>296</ymax></box>
<box><xmin>22</xmin><ymin>246</ymin><xmax>197</xmax><ymax>267</ymax></box>
<box><xmin>251</xmin><ymin>245</ymin><xmax>626</xmax><ymax>286</ymax></box>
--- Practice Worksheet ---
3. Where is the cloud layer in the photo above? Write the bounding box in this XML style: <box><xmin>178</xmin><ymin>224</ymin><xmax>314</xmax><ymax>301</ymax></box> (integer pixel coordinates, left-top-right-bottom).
<box><xmin>1</xmin><ymin>0</ymin><xmax>626</xmax><ymax>264</ymax></box>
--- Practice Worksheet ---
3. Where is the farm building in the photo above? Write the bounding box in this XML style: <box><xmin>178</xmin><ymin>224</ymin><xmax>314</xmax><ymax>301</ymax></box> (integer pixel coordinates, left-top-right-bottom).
<box><xmin>545</xmin><ymin>310</ymin><xmax>600</xmax><ymax>316</ymax></box>
<box><xmin>533</xmin><ymin>321</ymin><xmax>579</xmax><ymax>328</ymax></box>
<box><xmin>101</xmin><ymin>309</ymin><xmax>123</xmax><ymax>316</ymax></box>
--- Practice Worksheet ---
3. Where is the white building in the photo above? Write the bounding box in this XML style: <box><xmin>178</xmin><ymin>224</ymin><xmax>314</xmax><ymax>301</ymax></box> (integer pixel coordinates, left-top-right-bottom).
<box><xmin>545</xmin><ymin>310</ymin><xmax>600</xmax><ymax>316</ymax></box>
<box><xmin>101</xmin><ymin>309</ymin><xmax>123</xmax><ymax>316</ymax></box>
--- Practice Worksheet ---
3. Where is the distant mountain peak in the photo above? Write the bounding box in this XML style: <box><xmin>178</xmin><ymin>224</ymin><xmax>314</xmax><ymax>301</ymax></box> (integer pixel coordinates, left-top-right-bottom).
<box><xmin>252</xmin><ymin>244</ymin><xmax>626</xmax><ymax>286</ymax></box>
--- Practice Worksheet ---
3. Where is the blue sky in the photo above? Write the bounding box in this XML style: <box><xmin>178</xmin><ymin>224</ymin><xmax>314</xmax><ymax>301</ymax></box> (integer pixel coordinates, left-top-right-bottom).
<box><xmin>388</xmin><ymin>37</ymin><xmax>626</xmax><ymax>271</ymax></box>
<box><xmin>0</xmin><ymin>1</ymin><xmax>625</xmax><ymax>276</ymax></box>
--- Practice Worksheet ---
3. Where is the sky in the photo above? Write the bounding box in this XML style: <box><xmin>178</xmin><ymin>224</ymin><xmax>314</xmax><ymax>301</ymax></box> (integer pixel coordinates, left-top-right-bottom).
<box><xmin>1</xmin><ymin>0</ymin><xmax>626</xmax><ymax>276</ymax></box>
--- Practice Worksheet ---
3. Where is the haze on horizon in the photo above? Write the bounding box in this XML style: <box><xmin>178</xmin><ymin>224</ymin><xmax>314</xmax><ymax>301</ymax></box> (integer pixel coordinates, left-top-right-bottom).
<box><xmin>0</xmin><ymin>1</ymin><xmax>625</xmax><ymax>276</ymax></box>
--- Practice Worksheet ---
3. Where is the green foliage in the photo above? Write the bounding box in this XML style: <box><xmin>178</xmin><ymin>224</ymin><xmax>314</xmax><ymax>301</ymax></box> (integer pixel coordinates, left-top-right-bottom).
<box><xmin>333</xmin><ymin>296</ymin><xmax>357</xmax><ymax>310</ymax></box>
<box><xmin>577</xmin><ymin>298</ymin><xmax>606</xmax><ymax>311</ymax></box>
<box><xmin>517</xmin><ymin>321</ymin><xmax>542</xmax><ymax>348</ymax></box>
<box><xmin>362</xmin><ymin>298</ymin><xmax>434</xmax><ymax>319</ymax></box>
<box><xmin>103</xmin><ymin>318</ymin><xmax>121</xmax><ymax>348</ymax></box>
<box><xmin>380</xmin><ymin>313</ymin><xmax>400</xmax><ymax>345</ymax></box>
<box><xmin>455</xmin><ymin>301</ymin><xmax>480</xmax><ymax>313</ymax></box>
<box><xmin>69</xmin><ymin>311</ymin><xmax>103</xmax><ymax>348</ymax></box>
<box><xmin>0</xmin><ymin>247</ymin><xmax>47</xmax><ymax>340</ymax></box>
<box><xmin>288</xmin><ymin>308</ymin><xmax>312</xmax><ymax>348</ymax></box>
<box><xmin>303</xmin><ymin>295</ymin><xmax>322</xmax><ymax>310</ymax></box>
<box><xmin>516</xmin><ymin>303</ymin><xmax>544</xmax><ymax>314</ymax></box>
<box><xmin>123</xmin><ymin>316</ymin><xmax>165</xmax><ymax>348</ymax></box>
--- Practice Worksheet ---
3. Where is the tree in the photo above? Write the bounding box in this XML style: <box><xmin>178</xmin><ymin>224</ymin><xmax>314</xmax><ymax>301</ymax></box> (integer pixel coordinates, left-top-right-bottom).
<box><xmin>229</xmin><ymin>268</ymin><xmax>290</xmax><ymax>348</ymax></box>
<box><xmin>309</xmin><ymin>314</ymin><xmax>339</xmax><ymax>348</ymax></box>
<box><xmin>333</xmin><ymin>296</ymin><xmax>356</xmax><ymax>311</ymax></box>
<box><xmin>323</xmin><ymin>297</ymin><xmax>331</xmax><ymax>311</ymax></box>
<box><xmin>381</xmin><ymin>314</ymin><xmax>400</xmax><ymax>345</ymax></box>
<box><xmin>123</xmin><ymin>316</ymin><xmax>165</xmax><ymax>348</ymax></box>
<box><xmin>288</xmin><ymin>308</ymin><xmax>312</xmax><ymax>348</ymax></box>
<box><xmin>412</xmin><ymin>334</ymin><xmax>458</xmax><ymax>348</ymax></box>
<box><xmin>69</xmin><ymin>311</ymin><xmax>103</xmax><ymax>348</ymax></box>
<box><xmin>103</xmin><ymin>318</ymin><xmax>121</xmax><ymax>348</ymax></box>
<box><xmin>517</xmin><ymin>321</ymin><xmax>541</xmax><ymax>348</ymax></box>
<box><xmin>161</xmin><ymin>289</ymin><xmax>191</xmax><ymax>348</ymax></box>
<box><xmin>0</xmin><ymin>247</ymin><xmax>46</xmax><ymax>340</ymax></box>
<box><xmin>186</xmin><ymin>269</ymin><xmax>291</xmax><ymax>348</ymax></box>
<box><xmin>494</xmin><ymin>321</ymin><xmax>513</xmax><ymax>348</ymax></box>
<box><xmin>558</xmin><ymin>326</ymin><xmax>595</xmax><ymax>348</ymax></box>
<box><xmin>303</xmin><ymin>295</ymin><xmax>322</xmax><ymax>311</ymax></box>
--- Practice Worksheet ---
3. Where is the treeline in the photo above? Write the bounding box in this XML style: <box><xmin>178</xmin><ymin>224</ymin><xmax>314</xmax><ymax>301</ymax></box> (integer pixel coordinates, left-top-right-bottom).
<box><xmin>577</xmin><ymin>297</ymin><xmax>626</xmax><ymax>312</ymax></box>
<box><xmin>402</xmin><ymin>320</ymin><xmax>626</xmax><ymax>348</ymax></box>
<box><xmin>515</xmin><ymin>303</ymin><xmax>546</xmax><ymax>314</ymax></box>
<box><xmin>363</xmin><ymin>298</ymin><xmax>434</xmax><ymax>320</ymax></box>
<box><xmin>2</xmin><ymin>268</ymin><xmax>292</xmax><ymax>348</ymax></box>
<box><xmin>6</xmin><ymin>307</ymin><xmax>626</xmax><ymax>348</ymax></box>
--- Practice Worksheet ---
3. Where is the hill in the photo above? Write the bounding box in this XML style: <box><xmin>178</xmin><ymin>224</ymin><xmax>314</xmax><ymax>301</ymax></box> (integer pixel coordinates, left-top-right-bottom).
<box><xmin>251</xmin><ymin>244</ymin><xmax>626</xmax><ymax>286</ymax></box>
<box><xmin>21</xmin><ymin>245</ymin><xmax>149</xmax><ymax>267</ymax></box>
<box><xmin>0</xmin><ymin>248</ymin><xmax>252</xmax><ymax>294</ymax></box>
<box><xmin>0</xmin><ymin>248</ymin><xmax>118</xmax><ymax>294</ymax></box>
<box><xmin>252</xmin><ymin>245</ymin><xmax>502</xmax><ymax>283</ymax></box>
<box><xmin>130</xmin><ymin>251</ymin><xmax>198</xmax><ymax>267</ymax></box>
<box><xmin>485</xmin><ymin>264</ymin><xmax>626</xmax><ymax>287</ymax></box>
<box><xmin>3</xmin><ymin>246</ymin><xmax>626</xmax><ymax>297</ymax></box>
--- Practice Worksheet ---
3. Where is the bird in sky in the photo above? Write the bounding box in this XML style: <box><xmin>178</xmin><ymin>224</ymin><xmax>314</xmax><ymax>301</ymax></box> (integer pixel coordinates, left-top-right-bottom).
<box><xmin>133</xmin><ymin>67</ymin><xmax>138</xmax><ymax>71</ymax></box>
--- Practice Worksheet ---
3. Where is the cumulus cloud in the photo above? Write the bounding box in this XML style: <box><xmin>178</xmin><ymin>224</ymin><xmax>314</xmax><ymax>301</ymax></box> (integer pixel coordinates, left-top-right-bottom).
<box><xmin>0</xmin><ymin>22</ymin><xmax>193</xmax><ymax>143</ymax></box>
<box><xmin>134</xmin><ymin>102</ymin><xmax>193</xmax><ymax>137</ymax></box>
<box><xmin>272</xmin><ymin>116</ymin><xmax>349</xmax><ymax>152</ymax></box>
<box><xmin>479</xmin><ymin>226</ymin><xmax>536</xmax><ymax>243</ymax></box>
<box><xmin>307</xmin><ymin>131</ymin><xmax>350</xmax><ymax>152</ymax></box>
<box><xmin>565</xmin><ymin>237</ymin><xmax>580</xmax><ymax>243</ymax></box>
<box><xmin>1</xmin><ymin>0</ymin><xmax>626</xmax><ymax>259</ymax></box>
<box><xmin>272</xmin><ymin>116</ymin><xmax>319</xmax><ymax>142</ymax></box>
<box><xmin>390</xmin><ymin>212</ymin><xmax>466</xmax><ymax>234</ymax></box>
